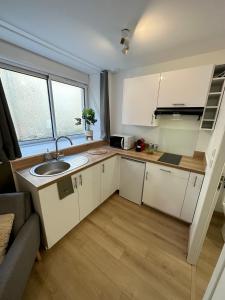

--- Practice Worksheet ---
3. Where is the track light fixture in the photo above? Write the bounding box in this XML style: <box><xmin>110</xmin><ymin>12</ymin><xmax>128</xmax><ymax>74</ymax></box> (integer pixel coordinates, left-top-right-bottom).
<box><xmin>120</xmin><ymin>28</ymin><xmax>130</xmax><ymax>55</ymax></box>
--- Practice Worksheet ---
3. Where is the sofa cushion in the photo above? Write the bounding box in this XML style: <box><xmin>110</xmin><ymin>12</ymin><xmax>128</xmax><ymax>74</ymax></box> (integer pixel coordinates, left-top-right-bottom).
<box><xmin>0</xmin><ymin>213</ymin><xmax>14</xmax><ymax>264</ymax></box>
<box><xmin>0</xmin><ymin>192</ymin><xmax>32</xmax><ymax>239</ymax></box>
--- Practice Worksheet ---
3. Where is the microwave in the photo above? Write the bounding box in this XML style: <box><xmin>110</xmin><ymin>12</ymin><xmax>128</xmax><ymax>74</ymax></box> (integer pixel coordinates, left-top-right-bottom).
<box><xmin>110</xmin><ymin>134</ymin><xmax>135</xmax><ymax>150</ymax></box>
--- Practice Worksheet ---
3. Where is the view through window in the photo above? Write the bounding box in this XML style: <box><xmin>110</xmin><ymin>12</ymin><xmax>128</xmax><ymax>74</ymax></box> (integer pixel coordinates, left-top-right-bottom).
<box><xmin>0</xmin><ymin>67</ymin><xmax>85</xmax><ymax>143</ymax></box>
<box><xmin>52</xmin><ymin>80</ymin><xmax>84</xmax><ymax>136</ymax></box>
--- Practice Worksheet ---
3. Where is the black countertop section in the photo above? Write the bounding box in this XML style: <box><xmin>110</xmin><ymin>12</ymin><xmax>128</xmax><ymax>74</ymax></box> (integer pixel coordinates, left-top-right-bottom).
<box><xmin>158</xmin><ymin>153</ymin><xmax>182</xmax><ymax>165</ymax></box>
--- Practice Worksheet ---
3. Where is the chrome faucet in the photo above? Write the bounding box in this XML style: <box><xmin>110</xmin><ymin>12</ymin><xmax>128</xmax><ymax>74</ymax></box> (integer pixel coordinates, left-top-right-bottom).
<box><xmin>55</xmin><ymin>136</ymin><xmax>73</xmax><ymax>160</ymax></box>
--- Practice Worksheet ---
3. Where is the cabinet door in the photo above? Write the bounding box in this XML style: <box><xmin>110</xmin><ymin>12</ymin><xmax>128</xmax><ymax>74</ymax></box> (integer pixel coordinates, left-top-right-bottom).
<box><xmin>74</xmin><ymin>164</ymin><xmax>101</xmax><ymax>221</ymax></box>
<box><xmin>122</xmin><ymin>74</ymin><xmax>160</xmax><ymax>126</ymax></box>
<box><xmin>38</xmin><ymin>182</ymin><xmax>79</xmax><ymax>248</ymax></box>
<box><xmin>180</xmin><ymin>173</ymin><xmax>204</xmax><ymax>223</ymax></box>
<box><xmin>101</xmin><ymin>156</ymin><xmax>120</xmax><ymax>203</ymax></box>
<box><xmin>157</xmin><ymin>65</ymin><xmax>213</xmax><ymax>107</ymax></box>
<box><xmin>142</xmin><ymin>163</ymin><xmax>189</xmax><ymax>218</ymax></box>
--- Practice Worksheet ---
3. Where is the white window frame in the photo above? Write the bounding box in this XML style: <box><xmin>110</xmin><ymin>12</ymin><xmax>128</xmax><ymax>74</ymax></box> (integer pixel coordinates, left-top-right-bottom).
<box><xmin>0</xmin><ymin>62</ymin><xmax>88</xmax><ymax>145</ymax></box>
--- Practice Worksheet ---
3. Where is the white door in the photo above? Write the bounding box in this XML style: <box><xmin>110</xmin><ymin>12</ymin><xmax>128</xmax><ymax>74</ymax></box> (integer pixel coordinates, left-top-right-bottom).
<box><xmin>187</xmin><ymin>90</ymin><xmax>225</xmax><ymax>264</ymax></box>
<box><xmin>203</xmin><ymin>243</ymin><xmax>225</xmax><ymax>299</ymax></box>
<box><xmin>74</xmin><ymin>164</ymin><xmax>101</xmax><ymax>221</ymax></box>
<box><xmin>101</xmin><ymin>156</ymin><xmax>119</xmax><ymax>203</ymax></box>
<box><xmin>157</xmin><ymin>65</ymin><xmax>213</xmax><ymax>107</ymax></box>
<box><xmin>38</xmin><ymin>182</ymin><xmax>80</xmax><ymax>248</ymax></box>
<box><xmin>142</xmin><ymin>163</ymin><xmax>189</xmax><ymax>218</ymax></box>
<box><xmin>122</xmin><ymin>73</ymin><xmax>160</xmax><ymax>126</ymax></box>
<box><xmin>180</xmin><ymin>173</ymin><xmax>204</xmax><ymax>223</ymax></box>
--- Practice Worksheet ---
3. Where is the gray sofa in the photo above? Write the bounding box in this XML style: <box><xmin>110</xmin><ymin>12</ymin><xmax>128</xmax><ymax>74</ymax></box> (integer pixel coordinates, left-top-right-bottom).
<box><xmin>0</xmin><ymin>192</ymin><xmax>40</xmax><ymax>300</ymax></box>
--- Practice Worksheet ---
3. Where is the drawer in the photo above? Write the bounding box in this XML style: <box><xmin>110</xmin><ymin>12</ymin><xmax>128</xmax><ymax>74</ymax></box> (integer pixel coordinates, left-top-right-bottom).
<box><xmin>147</xmin><ymin>162</ymin><xmax>190</xmax><ymax>180</ymax></box>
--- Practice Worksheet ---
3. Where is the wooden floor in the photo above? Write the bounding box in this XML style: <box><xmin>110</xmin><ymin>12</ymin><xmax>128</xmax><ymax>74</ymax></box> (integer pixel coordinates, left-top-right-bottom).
<box><xmin>23</xmin><ymin>194</ymin><xmax>224</xmax><ymax>300</ymax></box>
<box><xmin>195</xmin><ymin>211</ymin><xmax>224</xmax><ymax>299</ymax></box>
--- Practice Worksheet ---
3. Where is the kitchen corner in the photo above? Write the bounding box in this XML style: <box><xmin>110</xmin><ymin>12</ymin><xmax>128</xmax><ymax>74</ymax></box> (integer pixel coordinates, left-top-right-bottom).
<box><xmin>14</xmin><ymin>143</ymin><xmax>206</xmax><ymax>191</ymax></box>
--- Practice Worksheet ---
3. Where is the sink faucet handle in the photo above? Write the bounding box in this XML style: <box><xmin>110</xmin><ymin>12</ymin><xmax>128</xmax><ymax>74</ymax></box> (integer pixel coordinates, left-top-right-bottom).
<box><xmin>55</xmin><ymin>152</ymin><xmax>64</xmax><ymax>160</ymax></box>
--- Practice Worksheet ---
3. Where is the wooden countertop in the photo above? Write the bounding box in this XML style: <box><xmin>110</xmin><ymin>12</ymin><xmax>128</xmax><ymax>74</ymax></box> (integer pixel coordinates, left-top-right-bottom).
<box><xmin>16</xmin><ymin>146</ymin><xmax>206</xmax><ymax>190</ymax></box>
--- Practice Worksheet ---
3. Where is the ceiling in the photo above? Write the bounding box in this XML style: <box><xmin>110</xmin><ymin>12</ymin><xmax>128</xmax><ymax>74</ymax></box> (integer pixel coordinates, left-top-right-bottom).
<box><xmin>0</xmin><ymin>0</ymin><xmax>225</xmax><ymax>73</ymax></box>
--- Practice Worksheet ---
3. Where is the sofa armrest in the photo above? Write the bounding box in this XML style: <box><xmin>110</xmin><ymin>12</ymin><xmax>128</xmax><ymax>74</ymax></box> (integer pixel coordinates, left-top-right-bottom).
<box><xmin>0</xmin><ymin>213</ymin><xmax>40</xmax><ymax>300</ymax></box>
<box><xmin>0</xmin><ymin>192</ymin><xmax>32</xmax><ymax>238</ymax></box>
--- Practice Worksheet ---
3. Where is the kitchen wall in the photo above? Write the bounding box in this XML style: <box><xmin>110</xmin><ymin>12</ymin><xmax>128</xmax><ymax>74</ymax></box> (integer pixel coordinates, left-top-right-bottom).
<box><xmin>0</xmin><ymin>40</ymin><xmax>89</xmax><ymax>84</ymax></box>
<box><xmin>89</xmin><ymin>73</ymin><xmax>101</xmax><ymax>139</ymax></box>
<box><xmin>0</xmin><ymin>40</ymin><xmax>104</xmax><ymax>140</ymax></box>
<box><xmin>110</xmin><ymin>48</ymin><xmax>225</xmax><ymax>156</ymax></box>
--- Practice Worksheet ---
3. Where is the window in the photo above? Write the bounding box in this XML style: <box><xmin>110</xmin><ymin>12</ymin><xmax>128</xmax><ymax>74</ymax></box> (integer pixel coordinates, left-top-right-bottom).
<box><xmin>52</xmin><ymin>80</ymin><xmax>84</xmax><ymax>136</ymax></box>
<box><xmin>0</xmin><ymin>65</ymin><xmax>86</xmax><ymax>143</ymax></box>
<box><xmin>0</xmin><ymin>69</ymin><xmax>52</xmax><ymax>142</ymax></box>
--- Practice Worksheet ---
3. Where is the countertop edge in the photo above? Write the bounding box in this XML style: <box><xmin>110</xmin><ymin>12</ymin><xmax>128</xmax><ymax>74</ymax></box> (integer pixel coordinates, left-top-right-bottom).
<box><xmin>16</xmin><ymin>147</ymin><xmax>206</xmax><ymax>190</ymax></box>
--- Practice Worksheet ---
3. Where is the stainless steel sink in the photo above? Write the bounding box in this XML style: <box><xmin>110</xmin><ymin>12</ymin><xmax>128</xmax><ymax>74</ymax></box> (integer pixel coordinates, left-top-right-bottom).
<box><xmin>30</xmin><ymin>161</ymin><xmax>71</xmax><ymax>176</ymax></box>
<box><xmin>30</xmin><ymin>155</ymin><xmax>89</xmax><ymax>177</ymax></box>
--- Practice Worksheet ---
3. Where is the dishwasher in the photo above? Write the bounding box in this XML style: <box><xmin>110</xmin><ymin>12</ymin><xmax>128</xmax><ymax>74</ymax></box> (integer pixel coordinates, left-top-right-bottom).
<box><xmin>119</xmin><ymin>157</ymin><xmax>146</xmax><ymax>205</ymax></box>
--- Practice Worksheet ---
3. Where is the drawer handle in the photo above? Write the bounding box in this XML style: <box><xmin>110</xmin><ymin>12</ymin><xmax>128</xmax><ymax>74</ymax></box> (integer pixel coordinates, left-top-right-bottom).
<box><xmin>74</xmin><ymin>177</ymin><xmax>77</xmax><ymax>189</ymax></box>
<box><xmin>145</xmin><ymin>171</ymin><xmax>148</xmax><ymax>181</ymax></box>
<box><xmin>160</xmin><ymin>168</ymin><xmax>171</xmax><ymax>174</ymax></box>
<box><xmin>79</xmin><ymin>174</ymin><xmax>82</xmax><ymax>186</ymax></box>
<box><xmin>172</xmin><ymin>103</ymin><xmax>186</xmax><ymax>106</ymax></box>
<box><xmin>102</xmin><ymin>164</ymin><xmax>105</xmax><ymax>173</ymax></box>
<box><xmin>193</xmin><ymin>176</ymin><xmax>197</xmax><ymax>187</ymax></box>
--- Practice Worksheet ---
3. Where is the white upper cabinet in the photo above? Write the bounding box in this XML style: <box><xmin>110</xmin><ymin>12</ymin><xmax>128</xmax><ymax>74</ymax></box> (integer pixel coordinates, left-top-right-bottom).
<box><xmin>157</xmin><ymin>65</ymin><xmax>214</xmax><ymax>107</ymax></box>
<box><xmin>122</xmin><ymin>73</ymin><xmax>160</xmax><ymax>126</ymax></box>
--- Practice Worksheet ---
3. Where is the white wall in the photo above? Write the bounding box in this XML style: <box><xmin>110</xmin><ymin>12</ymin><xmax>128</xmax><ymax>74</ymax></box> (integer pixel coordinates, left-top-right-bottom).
<box><xmin>0</xmin><ymin>40</ymin><xmax>89</xmax><ymax>84</ymax></box>
<box><xmin>89</xmin><ymin>73</ymin><xmax>101</xmax><ymax>139</ymax></box>
<box><xmin>111</xmin><ymin>49</ymin><xmax>225</xmax><ymax>156</ymax></box>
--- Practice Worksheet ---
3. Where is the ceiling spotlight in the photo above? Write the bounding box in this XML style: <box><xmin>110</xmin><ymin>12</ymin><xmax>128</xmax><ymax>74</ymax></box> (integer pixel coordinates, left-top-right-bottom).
<box><xmin>121</xmin><ymin>28</ymin><xmax>130</xmax><ymax>55</ymax></box>
<box><xmin>122</xmin><ymin>45</ymin><xmax>129</xmax><ymax>55</ymax></box>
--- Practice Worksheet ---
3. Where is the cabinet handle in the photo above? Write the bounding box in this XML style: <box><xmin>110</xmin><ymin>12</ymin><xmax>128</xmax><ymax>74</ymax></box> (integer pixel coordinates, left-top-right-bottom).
<box><xmin>160</xmin><ymin>168</ymin><xmax>171</xmax><ymax>174</ymax></box>
<box><xmin>74</xmin><ymin>177</ymin><xmax>77</xmax><ymax>189</ymax></box>
<box><xmin>121</xmin><ymin>138</ymin><xmax>124</xmax><ymax>149</ymax></box>
<box><xmin>193</xmin><ymin>176</ymin><xmax>197</xmax><ymax>187</ymax></box>
<box><xmin>145</xmin><ymin>171</ymin><xmax>148</xmax><ymax>181</ymax></box>
<box><xmin>79</xmin><ymin>174</ymin><xmax>82</xmax><ymax>186</ymax></box>
<box><xmin>172</xmin><ymin>103</ymin><xmax>186</xmax><ymax>106</ymax></box>
<box><xmin>102</xmin><ymin>164</ymin><xmax>105</xmax><ymax>173</ymax></box>
<box><xmin>217</xmin><ymin>176</ymin><xmax>225</xmax><ymax>191</ymax></box>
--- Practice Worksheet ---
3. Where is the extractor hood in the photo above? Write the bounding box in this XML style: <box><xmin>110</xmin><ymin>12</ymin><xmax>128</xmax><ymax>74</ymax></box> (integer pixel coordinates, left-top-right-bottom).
<box><xmin>154</xmin><ymin>107</ymin><xmax>204</xmax><ymax>117</ymax></box>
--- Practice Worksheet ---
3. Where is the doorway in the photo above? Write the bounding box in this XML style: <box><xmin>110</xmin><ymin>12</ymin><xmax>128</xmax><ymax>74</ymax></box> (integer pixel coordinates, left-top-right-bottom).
<box><xmin>195</xmin><ymin>208</ymin><xmax>224</xmax><ymax>298</ymax></box>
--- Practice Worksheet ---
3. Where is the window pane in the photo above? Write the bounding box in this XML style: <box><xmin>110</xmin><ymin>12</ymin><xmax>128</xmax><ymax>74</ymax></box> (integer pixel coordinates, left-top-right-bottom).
<box><xmin>0</xmin><ymin>69</ymin><xmax>52</xmax><ymax>142</ymax></box>
<box><xmin>52</xmin><ymin>81</ymin><xmax>84</xmax><ymax>136</ymax></box>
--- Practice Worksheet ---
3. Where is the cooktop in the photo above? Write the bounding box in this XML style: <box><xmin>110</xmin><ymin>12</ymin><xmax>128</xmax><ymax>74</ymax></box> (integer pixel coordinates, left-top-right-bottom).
<box><xmin>158</xmin><ymin>153</ymin><xmax>182</xmax><ymax>165</ymax></box>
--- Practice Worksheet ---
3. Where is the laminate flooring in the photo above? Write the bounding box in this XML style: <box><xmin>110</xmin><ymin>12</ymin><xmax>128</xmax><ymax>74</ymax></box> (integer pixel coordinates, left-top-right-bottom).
<box><xmin>23</xmin><ymin>194</ymin><xmax>224</xmax><ymax>300</ymax></box>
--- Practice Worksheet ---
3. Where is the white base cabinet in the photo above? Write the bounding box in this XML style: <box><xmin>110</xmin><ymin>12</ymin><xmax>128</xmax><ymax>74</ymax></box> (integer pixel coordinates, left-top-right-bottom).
<box><xmin>101</xmin><ymin>156</ymin><xmax>120</xmax><ymax>203</ymax></box>
<box><xmin>38</xmin><ymin>182</ymin><xmax>80</xmax><ymax>249</ymax></box>
<box><xmin>72</xmin><ymin>164</ymin><xmax>101</xmax><ymax>221</ymax></box>
<box><xmin>17</xmin><ymin>153</ymin><xmax>203</xmax><ymax>249</ymax></box>
<box><xmin>142</xmin><ymin>163</ymin><xmax>189</xmax><ymax>218</ymax></box>
<box><xmin>142</xmin><ymin>162</ymin><xmax>204</xmax><ymax>222</ymax></box>
<box><xmin>180</xmin><ymin>173</ymin><xmax>204</xmax><ymax>223</ymax></box>
<box><xmin>25</xmin><ymin>156</ymin><xmax>119</xmax><ymax>249</ymax></box>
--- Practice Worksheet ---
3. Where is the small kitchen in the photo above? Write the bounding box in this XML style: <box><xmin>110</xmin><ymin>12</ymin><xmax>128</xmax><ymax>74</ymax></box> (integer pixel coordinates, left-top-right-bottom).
<box><xmin>12</xmin><ymin>63</ymin><xmax>225</xmax><ymax>251</ymax></box>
